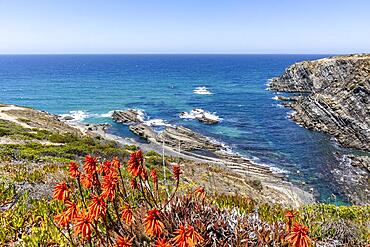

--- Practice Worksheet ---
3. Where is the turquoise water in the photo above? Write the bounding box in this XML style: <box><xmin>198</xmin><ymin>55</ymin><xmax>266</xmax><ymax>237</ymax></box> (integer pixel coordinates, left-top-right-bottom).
<box><xmin>0</xmin><ymin>54</ymin><xmax>354</xmax><ymax>202</ymax></box>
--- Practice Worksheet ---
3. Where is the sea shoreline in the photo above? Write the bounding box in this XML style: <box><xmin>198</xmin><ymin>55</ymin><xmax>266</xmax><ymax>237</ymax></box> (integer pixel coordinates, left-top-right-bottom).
<box><xmin>61</xmin><ymin>112</ymin><xmax>315</xmax><ymax>207</ymax></box>
<box><xmin>0</xmin><ymin>103</ymin><xmax>315</xmax><ymax>206</ymax></box>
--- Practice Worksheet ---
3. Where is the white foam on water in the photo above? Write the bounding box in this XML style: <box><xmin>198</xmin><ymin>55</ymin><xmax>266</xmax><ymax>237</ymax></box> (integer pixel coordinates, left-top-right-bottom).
<box><xmin>265</xmin><ymin>78</ymin><xmax>273</xmax><ymax>86</ymax></box>
<box><xmin>249</xmin><ymin>159</ymin><xmax>290</xmax><ymax>174</ymax></box>
<box><xmin>99</xmin><ymin>110</ymin><xmax>115</xmax><ymax>118</ymax></box>
<box><xmin>135</xmin><ymin>109</ymin><xmax>146</xmax><ymax>122</ymax></box>
<box><xmin>193</xmin><ymin>86</ymin><xmax>213</xmax><ymax>95</ymax></box>
<box><xmin>144</xmin><ymin>118</ymin><xmax>173</xmax><ymax>127</ymax></box>
<box><xmin>179</xmin><ymin>108</ymin><xmax>222</xmax><ymax>121</ymax></box>
<box><xmin>61</xmin><ymin>110</ymin><xmax>116</xmax><ymax>122</ymax></box>
<box><xmin>60</xmin><ymin>110</ymin><xmax>91</xmax><ymax>122</ymax></box>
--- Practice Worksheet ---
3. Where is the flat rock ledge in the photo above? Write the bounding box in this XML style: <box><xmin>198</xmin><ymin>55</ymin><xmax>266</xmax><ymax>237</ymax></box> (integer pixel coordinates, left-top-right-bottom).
<box><xmin>113</xmin><ymin>110</ymin><xmax>224</xmax><ymax>152</ymax></box>
<box><xmin>111</xmin><ymin>109</ymin><xmax>282</xmax><ymax>178</ymax></box>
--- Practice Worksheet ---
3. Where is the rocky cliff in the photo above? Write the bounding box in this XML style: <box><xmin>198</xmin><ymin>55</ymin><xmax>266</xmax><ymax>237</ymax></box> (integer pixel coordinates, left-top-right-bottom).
<box><xmin>270</xmin><ymin>54</ymin><xmax>370</xmax><ymax>152</ymax></box>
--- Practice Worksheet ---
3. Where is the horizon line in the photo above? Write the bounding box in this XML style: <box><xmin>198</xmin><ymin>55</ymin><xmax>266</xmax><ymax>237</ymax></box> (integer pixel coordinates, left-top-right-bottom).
<box><xmin>0</xmin><ymin>52</ymin><xmax>341</xmax><ymax>55</ymax></box>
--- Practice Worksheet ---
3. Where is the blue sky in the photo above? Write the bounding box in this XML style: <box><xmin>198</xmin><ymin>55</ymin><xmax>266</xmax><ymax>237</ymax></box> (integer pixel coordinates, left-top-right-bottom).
<box><xmin>0</xmin><ymin>0</ymin><xmax>369</xmax><ymax>54</ymax></box>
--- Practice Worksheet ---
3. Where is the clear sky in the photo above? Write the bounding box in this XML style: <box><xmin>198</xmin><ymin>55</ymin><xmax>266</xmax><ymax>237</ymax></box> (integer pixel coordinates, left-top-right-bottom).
<box><xmin>0</xmin><ymin>0</ymin><xmax>369</xmax><ymax>54</ymax></box>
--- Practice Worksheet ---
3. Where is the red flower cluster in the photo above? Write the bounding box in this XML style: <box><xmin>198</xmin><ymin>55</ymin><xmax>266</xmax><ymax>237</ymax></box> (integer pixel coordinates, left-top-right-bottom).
<box><xmin>286</xmin><ymin>222</ymin><xmax>311</xmax><ymax>247</ymax></box>
<box><xmin>127</xmin><ymin>150</ymin><xmax>145</xmax><ymax>178</ymax></box>
<box><xmin>52</xmin><ymin>152</ymin><xmax>206</xmax><ymax>246</ymax></box>
<box><xmin>172</xmin><ymin>163</ymin><xmax>181</xmax><ymax>181</ymax></box>
<box><xmin>69</xmin><ymin>162</ymin><xmax>81</xmax><ymax>178</ymax></box>
<box><xmin>74</xmin><ymin>211</ymin><xmax>94</xmax><ymax>239</ymax></box>
<box><xmin>83</xmin><ymin>155</ymin><xmax>97</xmax><ymax>174</ymax></box>
<box><xmin>173</xmin><ymin>224</ymin><xmax>203</xmax><ymax>247</ymax></box>
<box><xmin>151</xmin><ymin>168</ymin><xmax>158</xmax><ymax>190</ymax></box>
<box><xmin>101</xmin><ymin>171</ymin><xmax>119</xmax><ymax>201</ymax></box>
<box><xmin>194</xmin><ymin>186</ymin><xmax>206</xmax><ymax>200</ymax></box>
<box><xmin>97</xmin><ymin>160</ymin><xmax>112</xmax><ymax>175</ymax></box>
<box><xmin>154</xmin><ymin>238</ymin><xmax>172</xmax><ymax>247</ymax></box>
<box><xmin>88</xmin><ymin>194</ymin><xmax>107</xmax><ymax>220</ymax></box>
<box><xmin>52</xmin><ymin>182</ymin><xmax>69</xmax><ymax>201</ymax></box>
<box><xmin>115</xmin><ymin>236</ymin><xmax>133</xmax><ymax>247</ymax></box>
<box><xmin>121</xmin><ymin>204</ymin><xmax>134</xmax><ymax>225</ymax></box>
<box><xmin>143</xmin><ymin>208</ymin><xmax>165</xmax><ymax>237</ymax></box>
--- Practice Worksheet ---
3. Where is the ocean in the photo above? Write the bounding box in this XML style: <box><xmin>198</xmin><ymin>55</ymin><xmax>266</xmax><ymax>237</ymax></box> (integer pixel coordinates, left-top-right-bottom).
<box><xmin>0</xmin><ymin>54</ymin><xmax>357</xmax><ymax>203</ymax></box>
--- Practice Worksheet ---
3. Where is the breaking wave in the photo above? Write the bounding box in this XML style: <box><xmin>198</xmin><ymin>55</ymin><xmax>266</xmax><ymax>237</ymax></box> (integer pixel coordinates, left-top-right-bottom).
<box><xmin>179</xmin><ymin>108</ymin><xmax>222</xmax><ymax>121</ymax></box>
<box><xmin>193</xmin><ymin>86</ymin><xmax>213</xmax><ymax>95</ymax></box>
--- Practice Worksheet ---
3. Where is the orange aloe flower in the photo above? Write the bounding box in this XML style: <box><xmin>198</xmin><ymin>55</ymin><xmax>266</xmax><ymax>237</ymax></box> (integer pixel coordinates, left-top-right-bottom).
<box><xmin>285</xmin><ymin>210</ymin><xmax>295</xmax><ymax>219</ymax></box>
<box><xmin>186</xmin><ymin>225</ymin><xmax>203</xmax><ymax>244</ymax></box>
<box><xmin>151</xmin><ymin>168</ymin><xmax>158</xmax><ymax>189</ymax></box>
<box><xmin>115</xmin><ymin>235</ymin><xmax>133</xmax><ymax>247</ymax></box>
<box><xmin>127</xmin><ymin>150</ymin><xmax>144</xmax><ymax>178</ymax></box>
<box><xmin>52</xmin><ymin>182</ymin><xmax>69</xmax><ymax>201</ymax></box>
<box><xmin>101</xmin><ymin>171</ymin><xmax>119</xmax><ymax>201</ymax></box>
<box><xmin>74</xmin><ymin>211</ymin><xmax>94</xmax><ymax>239</ymax></box>
<box><xmin>111</xmin><ymin>157</ymin><xmax>121</xmax><ymax>170</ymax></box>
<box><xmin>83</xmin><ymin>155</ymin><xmax>97</xmax><ymax>174</ymax></box>
<box><xmin>172</xmin><ymin>163</ymin><xmax>181</xmax><ymax>181</ymax></box>
<box><xmin>97</xmin><ymin>160</ymin><xmax>112</xmax><ymax>175</ymax></box>
<box><xmin>54</xmin><ymin>211</ymin><xmax>70</xmax><ymax>228</ymax></box>
<box><xmin>88</xmin><ymin>194</ymin><xmax>107</xmax><ymax>220</ymax></box>
<box><xmin>65</xmin><ymin>200</ymin><xmax>78</xmax><ymax>220</ymax></box>
<box><xmin>154</xmin><ymin>238</ymin><xmax>172</xmax><ymax>247</ymax></box>
<box><xmin>172</xmin><ymin>224</ymin><xmax>203</xmax><ymax>247</ymax></box>
<box><xmin>286</xmin><ymin>222</ymin><xmax>311</xmax><ymax>247</ymax></box>
<box><xmin>121</xmin><ymin>204</ymin><xmax>134</xmax><ymax>225</ymax></box>
<box><xmin>194</xmin><ymin>186</ymin><xmax>206</xmax><ymax>200</ymax></box>
<box><xmin>143</xmin><ymin>208</ymin><xmax>165</xmax><ymax>237</ymax></box>
<box><xmin>80</xmin><ymin>173</ymin><xmax>93</xmax><ymax>189</ymax></box>
<box><xmin>69</xmin><ymin>162</ymin><xmax>81</xmax><ymax>178</ymax></box>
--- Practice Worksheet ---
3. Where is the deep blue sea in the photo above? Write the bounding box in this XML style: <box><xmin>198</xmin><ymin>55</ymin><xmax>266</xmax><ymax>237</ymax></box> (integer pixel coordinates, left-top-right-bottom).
<box><xmin>0</xmin><ymin>54</ymin><xmax>356</xmax><ymax>203</ymax></box>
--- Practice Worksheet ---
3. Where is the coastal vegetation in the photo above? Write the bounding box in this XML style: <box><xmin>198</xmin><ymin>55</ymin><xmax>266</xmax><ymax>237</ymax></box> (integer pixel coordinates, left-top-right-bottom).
<box><xmin>0</xmin><ymin>114</ymin><xmax>369</xmax><ymax>246</ymax></box>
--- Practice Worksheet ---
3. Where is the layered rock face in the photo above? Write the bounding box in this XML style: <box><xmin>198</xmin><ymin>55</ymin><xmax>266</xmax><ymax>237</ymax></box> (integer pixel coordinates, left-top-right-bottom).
<box><xmin>270</xmin><ymin>54</ymin><xmax>370</xmax><ymax>151</ymax></box>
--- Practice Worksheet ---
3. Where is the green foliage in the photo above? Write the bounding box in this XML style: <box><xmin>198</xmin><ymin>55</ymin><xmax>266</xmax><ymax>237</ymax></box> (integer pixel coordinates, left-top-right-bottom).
<box><xmin>213</xmin><ymin>193</ymin><xmax>256</xmax><ymax>213</ymax></box>
<box><xmin>0</xmin><ymin>182</ymin><xmax>16</xmax><ymax>204</ymax></box>
<box><xmin>0</xmin><ymin>194</ymin><xmax>65</xmax><ymax>246</ymax></box>
<box><xmin>124</xmin><ymin>144</ymin><xmax>139</xmax><ymax>151</ymax></box>
<box><xmin>0</xmin><ymin>135</ymin><xmax>130</xmax><ymax>163</ymax></box>
<box><xmin>0</xmin><ymin>119</ymin><xmax>28</xmax><ymax>137</ymax></box>
<box><xmin>0</xmin><ymin>119</ymin><xmax>369</xmax><ymax>245</ymax></box>
<box><xmin>145</xmin><ymin>150</ymin><xmax>160</xmax><ymax>157</ymax></box>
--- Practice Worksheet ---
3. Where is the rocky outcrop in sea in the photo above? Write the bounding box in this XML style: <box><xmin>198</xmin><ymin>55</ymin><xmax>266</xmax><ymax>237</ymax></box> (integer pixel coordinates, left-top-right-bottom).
<box><xmin>111</xmin><ymin>109</ymin><xmax>289</xmax><ymax>179</ymax></box>
<box><xmin>113</xmin><ymin>109</ymin><xmax>224</xmax><ymax>152</ymax></box>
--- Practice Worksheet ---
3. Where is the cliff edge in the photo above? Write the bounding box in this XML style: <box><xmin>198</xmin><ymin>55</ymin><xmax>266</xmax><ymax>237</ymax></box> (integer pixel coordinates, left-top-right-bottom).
<box><xmin>270</xmin><ymin>54</ymin><xmax>370</xmax><ymax>152</ymax></box>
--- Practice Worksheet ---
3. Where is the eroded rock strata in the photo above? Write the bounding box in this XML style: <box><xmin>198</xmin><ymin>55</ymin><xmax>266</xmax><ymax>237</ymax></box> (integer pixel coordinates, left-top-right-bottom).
<box><xmin>270</xmin><ymin>54</ymin><xmax>370</xmax><ymax>204</ymax></box>
<box><xmin>270</xmin><ymin>54</ymin><xmax>370</xmax><ymax>152</ymax></box>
